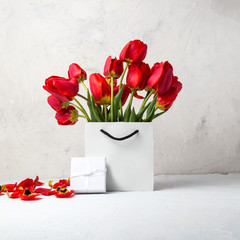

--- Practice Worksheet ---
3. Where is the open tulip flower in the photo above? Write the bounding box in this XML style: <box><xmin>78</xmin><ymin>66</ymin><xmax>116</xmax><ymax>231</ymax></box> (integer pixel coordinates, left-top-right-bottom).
<box><xmin>43</xmin><ymin>76</ymin><xmax>79</xmax><ymax>102</ymax></box>
<box><xmin>19</xmin><ymin>188</ymin><xmax>41</xmax><ymax>201</ymax></box>
<box><xmin>43</xmin><ymin>39</ymin><xmax>182</xmax><ymax>123</ymax></box>
<box><xmin>55</xmin><ymin>186</ymin><xmax>74</xmax><ymax>198</ymax></box>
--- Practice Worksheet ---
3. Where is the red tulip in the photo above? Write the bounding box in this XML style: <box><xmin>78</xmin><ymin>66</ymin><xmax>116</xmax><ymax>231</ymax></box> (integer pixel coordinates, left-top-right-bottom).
<box><xmin>43</xmin><ymin>76</ymin><xmax>79</xmax><ymax>102</ymax></box>
<box><xmin>119</xmin><ymin>40</ymin><xmax>147</xmax><ymax>64</ymax></box>
<box><xmin>47</xmin><ymin>95</ymin><xmax>69</xmax><ymax>112</ymax></box>
<box><xmin>89</xmin><ymin>73</ymin><xmax>111</xmax><ymax>105</ymax></box>
<box><xmin>19</xmin><ymin>188</ymin><xmax>41</xmax><ymax>201</ymax></box>
<box><xmin>104</xmin><ymin>56</ymin><xmax>123</xmax><ymax>79</ymax></box>
<box><xmin>126</xmin><ymin>62</ymin><xmax>150</xmax><ymax>90</ymax></box>
<box><xmin>68</xmin><ymin>63</ymin><xmax>87</xmax><ymax>83</ymax></box>
<box><xmin>55</xmin><ymin>187</ymin><xmax>74</xmax><ymax>198</ymax></box>
<box><xmin>147</xmin><ymin>61</ymin><xmax>173</xmax><ymax>95</ymax></box>
<box><xmin>55</xmin><ymin>106</ymin><xmax>79</xmax><ymax>125</ymax></box>
<box><xmin>52</xmin><ymin>179</ymin><xmax>70</xmax><ymax>189</ymax></box>
<box><xmin>156</xmin><ymin>80</ymin><xmax>182</xmax><ymax>110</ymax></box>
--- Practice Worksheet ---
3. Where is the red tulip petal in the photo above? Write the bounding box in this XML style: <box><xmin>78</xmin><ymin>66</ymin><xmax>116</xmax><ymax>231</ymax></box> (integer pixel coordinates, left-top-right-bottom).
<box><xmin>147</xmin><ymin>62</ymin><xmax>163</xmax><ymax>88</ymax></box>
<box><xmin>3</xmin><ymin>183</ymin><xmax>17</xmax><ymax>192</ymax></box>
<box><xmin>172</xmin><ymin>80</ymin><xmax>182</xmax><ymax>93</ymax></box>
<box><xmin>134</xmin><ymin>92</ymin><xmax>144</xmax><ymax>99</ymax></box>
<box><xmin>35</xmin><ymin>188</ymin><xmax>53</xmax><ymax>196</ymax></box>
<box><xmin>10</xmin><ymin>191</ymin><xmax>22</xmax><ymax>198</ymax></box>
<box><xmin>16</xmin><ymin>178</ymin><xmax>34</xmax><ymax>190</ymax></box>
<box><xmin>37</xmin><ymin>181</ymin><xmax>44</xmax><ymax>186</ymax></box>
<box><xmin>103</xmin><ymin>56</ymin><xmax>112</xmax><ymax>77</ymax></box>
<box><xmin>126</xmin><ymin>64</ymin><xmax>141</xmax><ymax>89</ymax></box>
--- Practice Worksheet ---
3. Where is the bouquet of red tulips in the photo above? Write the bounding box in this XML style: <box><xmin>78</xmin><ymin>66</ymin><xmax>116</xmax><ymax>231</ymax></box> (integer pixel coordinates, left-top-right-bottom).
<box><xmin>43</xmin><ymin>40</ymin><xmax>182</xmax><ymax>125</ymax></box>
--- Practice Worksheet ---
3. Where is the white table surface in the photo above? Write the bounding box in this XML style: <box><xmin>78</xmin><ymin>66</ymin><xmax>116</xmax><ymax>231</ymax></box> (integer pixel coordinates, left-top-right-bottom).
<box><xmin>1</xmin><ymin>174</ymin><xmax>240</xmax><ymax>240</ymax></box>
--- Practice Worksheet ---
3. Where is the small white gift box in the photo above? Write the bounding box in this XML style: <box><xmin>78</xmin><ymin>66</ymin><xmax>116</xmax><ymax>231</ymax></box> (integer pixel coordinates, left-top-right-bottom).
<box><xmin>85</xmin><ymin>123</ymin><xmax>153</xmax><ymax>191</ymax></box>
<box><xmin>70</xmin><ymin>157</ymin><xmax>107</xmax><ymax>193</ymax></box>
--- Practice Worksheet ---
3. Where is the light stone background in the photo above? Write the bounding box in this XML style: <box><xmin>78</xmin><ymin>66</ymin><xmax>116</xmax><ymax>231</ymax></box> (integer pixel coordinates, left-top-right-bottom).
<box><xmin>0</xmin><ymin>0</ymin><xmax>240</xmax><ymax>180</ymax></box>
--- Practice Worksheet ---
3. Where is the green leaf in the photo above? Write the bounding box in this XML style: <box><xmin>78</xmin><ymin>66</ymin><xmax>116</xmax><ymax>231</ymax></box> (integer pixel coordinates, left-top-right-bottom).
<box><xmin>91</xmin><ymin>97</ymin><xmax>103</xmax><ymax>122</ymax></box>
<box><xmin>129</xmin><ymin>107</ymin><xmax>137</xmax><ymax>122</ymax></box>
<box><xmin>113</xmin><ymin>87</ymin><xmax>124</xmax><ymax>121</ymax></box>
<box><xmin>153</xmin><ymin>111</ymin><xmax>165</xmax><ymax>120</ymax></box>
<box><xmin>123</xmin><ymin>104</ymin><xmax>131</xmax><ymax>122</ymax></box>
<box><xmin>87</xmin><ymin>92</ymin><xmax>97</xmax><ymax>122</ymax></box>
<box><xmin>136</xmin><ymin>102</ymin><xmax>151</xmax><ymax>122</ymax></box>
<box><xmin>146</xmin><ymin>95</ymin><xmax>157</xmax><ymax>117</ymax></box>
<box><xmin>143</xmin><ymin>96</ymin><xmax>158</xmax><ymax>122</ymax></box>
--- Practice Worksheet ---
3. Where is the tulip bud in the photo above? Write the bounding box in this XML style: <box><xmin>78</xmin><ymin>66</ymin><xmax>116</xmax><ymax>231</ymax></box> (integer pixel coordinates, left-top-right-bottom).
<box><xmin>119</xmin><ymin>40</ymin><xmax>147</xmax><ymax>64</ymax></box>
<box><xmin>55</xmin><ymin>106</ymin><xmax>79</xmax><ymax>125</ymax></box>
<box><xmin>104</xmin><ymin>56</ymin><xmax>123</xmax><ymax>79</ymax></box>
<box><xmin>68</xmin><ymin>63</ymin><xmax>87</xmax><ymax>83</ymax></box>
<box><xmin>47</xmin><ymin>95</ymin><xmax>69</xmax><ymax>112</ymax></box>
<box><xmin>147</xmin><ymin>61</ymin><xmax>173</xmax><ymax>95</ymax></box>
<box><xmin>89</xmin><ymin>73</ymin><xmax>111</xmax><ymax>105</ymax></box>
<box><xmin>126</xmin><ymin>62</ymin><xmax>150</xmax><ymax>90</ymax></box>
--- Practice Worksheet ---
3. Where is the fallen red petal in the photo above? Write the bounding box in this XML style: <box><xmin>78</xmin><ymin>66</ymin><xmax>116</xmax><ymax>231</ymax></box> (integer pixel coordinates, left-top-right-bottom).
<box><xmin>35</xmin><ymin>188</ymin><xmax>54</xmax><ymax>196</ymax></box>
<box><xmin>37</xmin><ymin>181</ymin><xmax>44</xmax><ymax>186</ymax></box>
<box><xmin>3</xmin><ymin>183</ymin><xmax>17</xmax><ymax>192</ymax></box>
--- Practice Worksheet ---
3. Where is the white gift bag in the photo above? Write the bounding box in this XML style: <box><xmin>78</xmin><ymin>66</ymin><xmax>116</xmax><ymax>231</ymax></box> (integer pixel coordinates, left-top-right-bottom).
<box><xmin>85</xmin><ymin>122</ymin><xmax>153</xmax><ymax>191</ymax></box>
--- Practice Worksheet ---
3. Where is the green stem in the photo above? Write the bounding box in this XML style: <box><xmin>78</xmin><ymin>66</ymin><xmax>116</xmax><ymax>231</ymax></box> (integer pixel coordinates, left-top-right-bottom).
<box><xmin>128</xmin><ymin>89</ymin><xmax>136</xmax><ymax>110</ymax></box>
<box><xmin>78</xmin><ymin>114</ymin><xmax>88</xmax><ymax>119</ymax></box>
<box><xmin>139</xmin><ymin>89</ymin><xmax>155</xmax><ymax>112</ymax></box>
<box><xmin>77</xmin><ymin>93</ymin><xmax>90</xmax><ymax>103</ymax></box>
<box><xmin>110</xmin><ymin>77</ymin><xmax>114</xmax><ymax>122</ymax></box>
<box><xmin>69</xmin><ymin>102</ymin><xmax>84</xmax><ymax>113</ymax></box>
<box><xmin>119</xmin><ymin>62</ymin><xmax>129</xmax><ymax>91</ymax></box>
<box><xmin>81</xmin><ymin>81</ymin><xmax>88</xmax><ymax>92</ymax></box>
<box><xmin>104</xmin><ymin>104</ymin><xmax>108</xmax><ymax>122</ymax></box>
<box><xmin>73</xmin><ymin>97</ymin><xmax>90</xmax><ymax>121</ymax></box>
<box><xmin>118</xmin><ymin>63</ymin><xmax>130</xmax><ymax>118</ymax></box>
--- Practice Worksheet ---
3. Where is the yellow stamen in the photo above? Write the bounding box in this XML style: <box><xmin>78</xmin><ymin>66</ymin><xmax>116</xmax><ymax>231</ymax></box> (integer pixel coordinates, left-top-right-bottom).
<box><xmin>2</xmin><ymin>185</ymin><xmax>11</xmax><ymax>198</ymax></box>
<box><xmin>49</xmin><ymin>180</ymin><xmax>53</xmax><ymax>189</ymax></box>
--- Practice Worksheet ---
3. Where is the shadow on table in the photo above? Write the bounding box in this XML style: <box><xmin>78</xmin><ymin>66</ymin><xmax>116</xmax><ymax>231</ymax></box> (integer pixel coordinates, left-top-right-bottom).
<box><xmin>154</xmin><ymin>173</ymin><xmax>240</xmax><ymax>191</ymax></box>
<box><xmin>154</xmin><ymin>179</ymin><xmax>206</xmax><ymax>191</ymax></box>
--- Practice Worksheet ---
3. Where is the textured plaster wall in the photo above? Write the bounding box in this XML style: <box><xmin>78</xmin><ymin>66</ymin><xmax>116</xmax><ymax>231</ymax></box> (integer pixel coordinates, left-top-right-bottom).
<box><xmin>0</xmin><ymin>0</ymin><xmax>240</xmax><ymax>180</ymax></box>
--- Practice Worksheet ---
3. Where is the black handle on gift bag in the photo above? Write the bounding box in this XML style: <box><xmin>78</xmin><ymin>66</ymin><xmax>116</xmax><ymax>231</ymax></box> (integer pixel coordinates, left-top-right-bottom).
<box><xmin>100</xmin><ymin>129</ymin><xmax>139</xmax><ymax>141</ymax></box>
